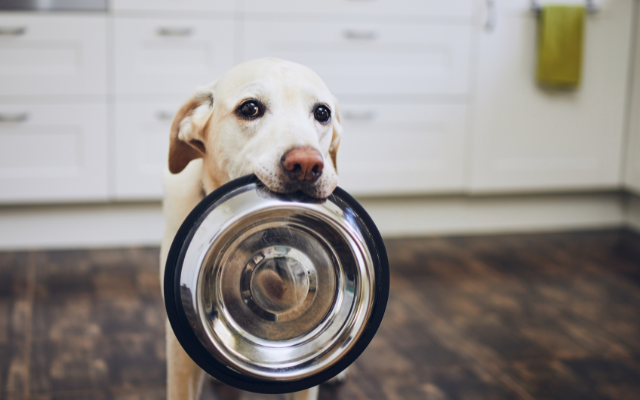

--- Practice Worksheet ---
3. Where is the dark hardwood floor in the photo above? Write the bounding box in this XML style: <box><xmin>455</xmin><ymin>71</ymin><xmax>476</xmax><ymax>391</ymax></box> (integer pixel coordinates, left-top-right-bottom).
<box><xmin>1</xmin><ymin>229</ymin><xmax>640</xmax><ymax>400</ymax></box>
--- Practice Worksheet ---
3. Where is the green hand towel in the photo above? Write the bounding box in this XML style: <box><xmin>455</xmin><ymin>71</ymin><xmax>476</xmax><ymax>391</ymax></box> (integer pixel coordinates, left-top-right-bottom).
<box><xmin>536</xmin><ymin>5</ymin><xmax>585</xmax><ymax>89</ymax></box>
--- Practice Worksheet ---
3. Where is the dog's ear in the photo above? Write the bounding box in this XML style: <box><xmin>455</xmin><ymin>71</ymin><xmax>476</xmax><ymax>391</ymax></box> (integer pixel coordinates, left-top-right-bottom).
<box><xmin>329</xmin><ymin>98</ymin><xmax>342</xmax><ymax>173</ymax></box>
<box><xmin>168</xmin><ymin>89</ymin><xmax>214</xmax><ymax>174</ymax></box>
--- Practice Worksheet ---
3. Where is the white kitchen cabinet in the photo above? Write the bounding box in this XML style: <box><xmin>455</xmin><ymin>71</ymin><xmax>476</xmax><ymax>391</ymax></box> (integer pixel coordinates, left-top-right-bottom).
<box><xmin>114</xmin><ymin>102</ymin><xmax>182</xmax><ymax>199</ymax></box>
<box><xmin>242</xmin><ymin>21</ymin><xmax>473</xmax><ymax>97</ymax></box>
<box><xmin>470</xmin><ymin>0</ymin><xmax>633</xmax><ymax>192</ymax></box>
<box><xmin>242</xmin><ymin>0</ymin><xmax>474</xmax><ymax>19</ymax></box>
<box><xmin>0</xmin><ymin>14</ymin><xmax>107</xmax><ymax>96</ymax></box>
<box><xmin>0</xmin><ymin>104</ymin><xmax>108</xmax><ymax>203</ymax></box>
<box><xmin>111</xmin><ymin>0</ymin><xmax>234</xmax><ymax>13</ymax></box>
<box><xmin>627</xmin><ymin>125</ymin><xmax>640</xmax><ymax>194</ymax></box>
<box><xmin>337</xmin><ymin>104</ymin><xmax>468</xmax><ymax>195</ymax></box>
<box><xmin>624</xmin><ymin>3</ymin><xmax>640</xmax><ymax>195</ymax></box>
<box><xmin>114</xmin><ymin>18</ymin><xmax>235</xmax><ymax>95</ymax></box>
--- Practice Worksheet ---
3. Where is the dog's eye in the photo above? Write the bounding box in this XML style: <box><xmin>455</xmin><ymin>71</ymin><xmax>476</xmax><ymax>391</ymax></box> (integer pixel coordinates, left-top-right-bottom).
<box><xmin>239</xmin><ymin>101</ymin><xmax>260</xmax><ymax>118</ymax></box>
<box><xmin>314</xmin><ymin>106</ymin><xmax>331</xmax><ymax>124</ymax></box>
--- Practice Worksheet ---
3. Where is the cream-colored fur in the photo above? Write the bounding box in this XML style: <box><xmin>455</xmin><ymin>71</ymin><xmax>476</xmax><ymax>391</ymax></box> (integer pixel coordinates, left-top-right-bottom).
<box><xmin>160</xmin><ymin>58</ymin><xmax>343</xmax><ymax>400</ymax></box>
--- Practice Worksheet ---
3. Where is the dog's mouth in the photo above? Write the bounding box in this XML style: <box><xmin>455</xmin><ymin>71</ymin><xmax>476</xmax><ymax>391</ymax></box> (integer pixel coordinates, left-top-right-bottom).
<box><xmin>269</xmin><ymin>180</ymin><xmax>331</xmax><ymax>199</ymax></box>
<box><xmin>254</xmin><ymin>167</ymin><xmax>335</xmax><ymax>200</ymax></box>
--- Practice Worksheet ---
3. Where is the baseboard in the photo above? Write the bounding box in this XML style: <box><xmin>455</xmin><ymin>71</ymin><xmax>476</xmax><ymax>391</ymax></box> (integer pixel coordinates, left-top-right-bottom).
<box><xmin>0</xmin><ymin>202</ymin><xmax>165</xmax><ymax>251</ymax></box>
<box><xmin>0</xmin><ymin>192</ymin><xmax>629</xmax><ymax>251</ymax></box>
<box><xmin>358</xmin><ymin>192</ymin><xmax>625</xmax><ymax>237</ymax></box>
<box><xmin>627</xmin><ymin>194</ymin><xmax>640</xmax><ymax>232</ymax></box>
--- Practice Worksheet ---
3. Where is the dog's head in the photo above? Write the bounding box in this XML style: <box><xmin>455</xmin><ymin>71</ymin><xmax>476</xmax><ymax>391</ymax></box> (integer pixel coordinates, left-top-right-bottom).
<box><xmin>168</xmin><ymin>58</ymin><xmax>342</xmax><ymax>199</ymax></box>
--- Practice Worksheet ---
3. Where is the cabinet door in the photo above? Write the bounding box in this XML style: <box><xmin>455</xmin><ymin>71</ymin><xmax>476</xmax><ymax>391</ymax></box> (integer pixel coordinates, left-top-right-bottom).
<box><xmin>470</xmin><ymin>0</ymin><xmax>633</xmax><ymax>192</ymax></box>
<box><xmin>0</xmin><ymin>104</ymin><xmax>108</xmax><ymax>203</ymax></box>
<box><xmin>337</xmin><ymin>104</ymin><xmax>467</xmax><ymax>195</ymax></box>
<box><xmin>624</xmin><ymin>4</ymin><xmax>640</xmax><ymax>195</ymax></box>
<box><xmin>242</xmin><ymin>0</ymin><xmax>473</xmax><ymax>19</ymax></box>
<box><xmin>114</xmin><ymin>102</ymin><xmax>181</xmax><ymax>200</ymax></box>
<box><xmin>242</xmin><ymin>21</ymin><xmax>472</xmax><ymax>97</ymax></box>
<box><xmin>114</xmin><ymin>18</ymin><xmax>235</xmax><ymax>95</ymax></box>
<box><xmin>111</xmin><ymin>0</ymin><xmax>234</xmax><ymax>12</ymax></box>
<box><xmin>0</xmin><ymin>15</ymin><xmax>107</xmax><ymax>96</ymax></box>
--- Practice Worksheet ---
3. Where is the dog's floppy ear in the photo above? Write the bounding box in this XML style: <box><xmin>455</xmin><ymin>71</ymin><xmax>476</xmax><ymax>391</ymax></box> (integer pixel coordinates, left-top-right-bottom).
<box><xmin>168</xmin><ymin>89</ymin><xmax>214</xmax><ymax>174</ymax></box>
<box><xmin>329</xmin><ymin>98</ymin><xmax>342</xmax><ymax>172</ymax></box>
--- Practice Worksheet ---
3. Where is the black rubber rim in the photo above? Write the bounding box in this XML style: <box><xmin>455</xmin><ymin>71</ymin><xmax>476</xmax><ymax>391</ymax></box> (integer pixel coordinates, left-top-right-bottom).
<box><xmin>164</xmin><ymin>174</ymin><xmax>389</xmax><ymax>394</ymax></box>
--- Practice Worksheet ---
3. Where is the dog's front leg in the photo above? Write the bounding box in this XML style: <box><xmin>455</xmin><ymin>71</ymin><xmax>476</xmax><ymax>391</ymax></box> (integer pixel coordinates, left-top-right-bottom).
<box><xmin>284</xmin><ymin>386</ymin><xmax>319</xmax><ymax>400</ymax></box>
<box><xmin>166</xmin><ymin>320</ymin><xmax>205</xmax><ymax>400</ymax></box>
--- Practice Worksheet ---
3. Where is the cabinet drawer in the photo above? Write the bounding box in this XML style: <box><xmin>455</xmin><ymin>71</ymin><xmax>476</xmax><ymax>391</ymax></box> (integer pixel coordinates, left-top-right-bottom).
<box><xmin>242</xmin><ymin>0</ymin><xmax>473</xmax><ymax>18</ymax></box>
<box><xmin>337</xmin><ymin>104</ymin><xmax>467</xmax><ymax>195</ymax></box>
<box><xmin>0</xmin><ymin>15</ymin><xmax>107</xmax><ymax>96</ymax></box>
<box><xmin>0</xmin><ymin>104</ymin><xmax>108</xmax><ymax>203</ymax></box>
<box><xmin>243</xmin><ymin>22</ymin><xmax>472</xmax><ymax>96</ymax></box>
<box><xmin>112</xmin><ymin>0</ymin><xmax>234</xmax><ymax>12</ymax></box>
<box><xmin>114</xmin><ymin>102</ymin><xmax>180</xmax><ymax>200</ymax></box>
<box><xmin>114</xmin><ymin>18</ymin><xmax>235</xmax><ymax>95</ymax></box>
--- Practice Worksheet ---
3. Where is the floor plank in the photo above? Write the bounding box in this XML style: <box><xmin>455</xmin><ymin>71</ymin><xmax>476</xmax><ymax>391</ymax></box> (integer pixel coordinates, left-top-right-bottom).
<box><xmin>0</xmin><ymin>229</ymin><xmax>638</xmax><ymax>399</ymax></box>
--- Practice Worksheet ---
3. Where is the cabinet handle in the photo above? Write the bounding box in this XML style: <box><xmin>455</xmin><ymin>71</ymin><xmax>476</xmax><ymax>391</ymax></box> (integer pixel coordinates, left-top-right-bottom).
<box><xmin>0</xmin><ymin>113</ymin><xmax>28</xmax><ymax>122</ymax></box>
<box><xmin>343</xmin><ymin>29</ymin><xmax>377</xmax><ymax>40</ymax></box>
<box><xmin>157</xmin><ymin>27</ymin><xmax>193</xmax><ymax>37</ymax></box>
<box><xmin>343</xmin><ymin>110</ymin><xmax>376</xmax><ymax>121</ymax></box>
<box><xmin>0</xmin><ymin>26</ymin><xmax>26</xmax><ymax>36</ymax></box>
<box><xmin>156</xmin><ymin>111</ymin><xmax>175</xmax><ymax>120</ymax></box>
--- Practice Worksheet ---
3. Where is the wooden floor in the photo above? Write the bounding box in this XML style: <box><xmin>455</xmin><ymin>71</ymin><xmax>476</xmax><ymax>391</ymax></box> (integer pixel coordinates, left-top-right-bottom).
<box><xmin>1</xmin><ymin>229</ymin><xmax>640</xmax><ymax>400</ymax></box>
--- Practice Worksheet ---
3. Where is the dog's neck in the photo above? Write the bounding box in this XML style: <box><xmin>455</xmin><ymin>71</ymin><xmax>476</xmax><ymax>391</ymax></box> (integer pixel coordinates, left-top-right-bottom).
<box><xmin>199</xmin><ymin>157</ymin><xmax>232</xmax><ymax>198</ymax></box>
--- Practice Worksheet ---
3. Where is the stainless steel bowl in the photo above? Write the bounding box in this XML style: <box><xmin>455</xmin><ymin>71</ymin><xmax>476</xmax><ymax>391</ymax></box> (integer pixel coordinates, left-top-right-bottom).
<box><xmin>164</xmin><ymin>175</ymin><xmax>389</xmax><ymax>394</ymax></box>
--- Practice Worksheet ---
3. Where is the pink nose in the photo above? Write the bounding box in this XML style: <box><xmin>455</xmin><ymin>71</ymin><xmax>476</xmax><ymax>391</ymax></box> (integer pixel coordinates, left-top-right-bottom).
<box><xmin>281</xmin><ymin>147</ymin><xmax>324</xmax><ymax>182</ymax></box>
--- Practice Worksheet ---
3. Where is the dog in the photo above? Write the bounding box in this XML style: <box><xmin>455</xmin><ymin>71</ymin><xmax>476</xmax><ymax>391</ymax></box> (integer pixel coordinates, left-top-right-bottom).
<box><xmin>160</xmin><ymin>58</ymin><xmax>343</xmax><ymax>400</ymax></box>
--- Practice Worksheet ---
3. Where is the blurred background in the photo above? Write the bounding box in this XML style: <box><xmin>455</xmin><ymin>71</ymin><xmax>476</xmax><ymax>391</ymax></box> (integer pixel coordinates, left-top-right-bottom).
<box><xmin>0</xmin><ymin>0</ymin><xmax>639</xmax><ymax>243</ymax></box>
<box><xmin>0</xmin><ymin>0</ymin><xmax>639</xmax><ymax>399</ymax></box>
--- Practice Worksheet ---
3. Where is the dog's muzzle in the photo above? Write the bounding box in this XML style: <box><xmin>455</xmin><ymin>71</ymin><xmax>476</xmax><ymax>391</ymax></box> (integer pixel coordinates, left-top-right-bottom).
<box><xmin>164</xmin><ymin>175</ymin><xmax>389</xmax><ymax>394</ymax></box>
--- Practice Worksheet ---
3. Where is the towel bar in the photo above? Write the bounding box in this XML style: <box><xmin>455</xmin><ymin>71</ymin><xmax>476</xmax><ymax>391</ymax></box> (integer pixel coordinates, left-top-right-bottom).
<box><xmin>531</xmin><ymin>0</ymin><xmax>597</xmax><ymax>15</ymax></box>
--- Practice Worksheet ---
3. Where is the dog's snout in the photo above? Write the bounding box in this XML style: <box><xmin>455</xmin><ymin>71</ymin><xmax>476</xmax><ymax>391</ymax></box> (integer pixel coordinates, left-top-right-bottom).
<box><xmin>281</xmin><ymin>147</ymin><xmax>324</xmax><ymax>182</ymax></box>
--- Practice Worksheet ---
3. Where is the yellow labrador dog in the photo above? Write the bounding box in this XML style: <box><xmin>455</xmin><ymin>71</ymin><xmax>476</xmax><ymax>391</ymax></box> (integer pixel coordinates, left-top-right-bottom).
<box><xmin>160</xmin><ymin>58</ymin><xmax>343</xmax><ymax>400</ymax></box>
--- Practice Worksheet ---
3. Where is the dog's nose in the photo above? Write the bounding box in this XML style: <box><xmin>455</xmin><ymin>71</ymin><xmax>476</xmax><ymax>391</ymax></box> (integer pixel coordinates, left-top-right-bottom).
<box><xmin>281</xmin><ymin>147</ymin><xmax>324</xmax><ymax>182</ymax></box>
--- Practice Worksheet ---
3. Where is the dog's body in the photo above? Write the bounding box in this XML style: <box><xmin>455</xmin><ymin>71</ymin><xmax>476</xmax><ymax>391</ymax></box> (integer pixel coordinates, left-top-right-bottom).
<box><xmin>160</xmin><ymin>58</ymin><xmax>343</xmax><ymax>400</ymax></box>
